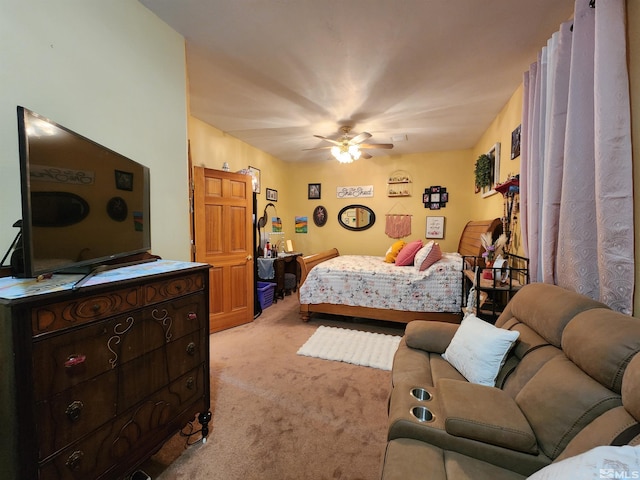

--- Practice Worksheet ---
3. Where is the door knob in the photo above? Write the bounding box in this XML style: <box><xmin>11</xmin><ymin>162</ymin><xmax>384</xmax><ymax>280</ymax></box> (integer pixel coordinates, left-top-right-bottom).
<box><xmin>246</xmin><ymin>255</ymin><xmax>253</xmax><ymax>261</ymax></box>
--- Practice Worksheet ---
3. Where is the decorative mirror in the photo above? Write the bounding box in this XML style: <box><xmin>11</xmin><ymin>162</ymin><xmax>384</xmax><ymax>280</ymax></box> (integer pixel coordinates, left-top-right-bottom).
<box><xmin>338</xmin><ymin>204</ymin><xmax>376</xmax><ymax>231</ymax></box>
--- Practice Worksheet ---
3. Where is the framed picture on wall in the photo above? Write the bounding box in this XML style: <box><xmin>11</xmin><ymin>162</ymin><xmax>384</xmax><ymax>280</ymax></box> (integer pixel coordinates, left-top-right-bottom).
<box><xmin>308</xmin><ymin>183</ymin><xmax>321</xmax><ymax>199</ymax></box>
<box><xmin>426</xmin><ymin>216</ymin><xmax>445</xmax><ymax>239</ymax></box>
<box><xmin>266</xmin><ymin>188</ymin><xmax>278</xmax><ymax>201</ymax></box>
<box><xmin>248</xmin><ymin>166</ymin><xmax>261</xmax><ymax>193</ymax></box>
<box><xmin>511</xmin><ymin>125</ymin><xmax>521</xmax><ymax>159</ymax></box>
<box><xmin>114</xmin><ymin>170</ymin><xmax>133</xmax><ymax>191</ymax></box>
<box><xmin>313</xmin><ymin>205</ymin><xmax>327</xmax><ymax>227</ymax></box>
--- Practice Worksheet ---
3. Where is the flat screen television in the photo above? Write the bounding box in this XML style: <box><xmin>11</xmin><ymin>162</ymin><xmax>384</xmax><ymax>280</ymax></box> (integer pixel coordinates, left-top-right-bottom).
<box><xmin>15</xmin><ymin>106</ymin><xmax>151</xmax><ymax>278</ymax></box>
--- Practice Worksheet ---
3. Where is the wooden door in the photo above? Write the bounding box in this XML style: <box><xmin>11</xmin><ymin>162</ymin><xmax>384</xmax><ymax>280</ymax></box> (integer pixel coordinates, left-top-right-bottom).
<box><xmin>193</xmin><ymin>167</ymin><xmax>254</xmax><ymax>332</ymax></box>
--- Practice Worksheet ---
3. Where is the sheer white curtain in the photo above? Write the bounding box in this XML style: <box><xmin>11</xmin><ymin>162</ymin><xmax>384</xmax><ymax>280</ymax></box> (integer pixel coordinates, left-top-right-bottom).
<box><xmin>521</xmin><ymin>0</ymin><xmax>633</xmax><ymax>314</ymax></box>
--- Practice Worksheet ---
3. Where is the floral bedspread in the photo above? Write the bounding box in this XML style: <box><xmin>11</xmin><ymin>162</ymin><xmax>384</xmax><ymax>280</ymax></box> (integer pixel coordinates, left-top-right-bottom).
<box><xmin>299</xmin><ymin>253</ymin><xmax>462</xmax><ymax>313</ymax></box>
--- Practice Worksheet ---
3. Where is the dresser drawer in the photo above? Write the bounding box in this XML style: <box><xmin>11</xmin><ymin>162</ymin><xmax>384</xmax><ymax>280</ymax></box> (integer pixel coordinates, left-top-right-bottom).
<box><xmin>36</xmin><ymin>327</ymin><xmax>205</xmax><ymax>461</ymax></box>
<box><xmin>144</xmin><ymin>272</ymin><xmax>205</xmax><ymax>304</ymax></box>
<box><xmin>32</xmin><ymin>293</ymin><xmax>206</xmax><ymax>400</ymax></box>
<box><xmin>31</xmin><ymin>271</ymin><xmax>205</xmax><ymax>337</ymax></box>
<box><xmin>38</xmin><ymin>367</ymin><xmax>206</xmax><ymax>480</ymax></box>
<box><xmin>32</xmin><ymin>287</ymin><xmax>141</xmax><ymax>336</ymax></box>
<box><xmin>36</xmin><ymin>370</ymin><xmax>118</xmax><ymax>461</ymax></box>
<box><xmin>117</xmin><ymin>329</ymin><xmax>205</xmax><ymax>411</ymax></box>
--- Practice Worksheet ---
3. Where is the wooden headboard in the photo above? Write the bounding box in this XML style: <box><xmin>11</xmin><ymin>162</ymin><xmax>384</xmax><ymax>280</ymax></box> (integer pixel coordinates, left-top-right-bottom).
<box><xmin>457</xmin><ymin>219</ymin><xmax>503</xmax><ymax>258</ymax></box>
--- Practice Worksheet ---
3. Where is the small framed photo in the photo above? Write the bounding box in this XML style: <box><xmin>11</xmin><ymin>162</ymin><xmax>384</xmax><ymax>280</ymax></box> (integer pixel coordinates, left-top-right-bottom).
<box><xmin>248</xmin><ymin>166</ymin><xmax>261</xmax><ymax>193</ymax></box>
<box><xmin>511</xmin><ymin>124</ymin><xmax>521</xmax><ymax>160</ymax></box>
<box><xmin>313</xmin><ymin>205</ymin><xmax>328</xmax><ymax>227</ymax></box>
<box><xmin>308</xmin><ymin>183</ymin><xmax>321</xmax><ymax>199</ymax></box>
<box><xmin>426</xmin><ymin>216</ymin><xmax>445</xmax><ymax>239</ymax></box>
<box><xmin>266</xmin><ymin>188</ymin><xmax>278</xmax><ymax>202</ymax></box>
<box><xmin>114</xmin><ymin>170</ymin><xmax>133</xmax><ymax>191</ymax></box>
<box><xmin>423</xmin><ymin>186</ymin><xmax>449</xmax><ymax>209</ymax></box>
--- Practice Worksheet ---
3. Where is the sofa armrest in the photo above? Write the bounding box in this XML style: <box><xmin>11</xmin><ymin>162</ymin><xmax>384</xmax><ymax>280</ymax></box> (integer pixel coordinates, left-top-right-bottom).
<box><xmin>405</xmin><ymin>321</ymin><xmax>459</xmax><ymax>353</ymax></box>
<box><xmin>437</xmin><ymin>378</ymin><xmax>538</xmax><ymax>454</ymax></box>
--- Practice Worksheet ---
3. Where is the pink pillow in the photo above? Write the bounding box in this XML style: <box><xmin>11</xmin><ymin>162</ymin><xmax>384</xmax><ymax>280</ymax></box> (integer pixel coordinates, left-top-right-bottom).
<box><xmin>416</xmin><ymin>242</ymin><xmax>442</xmax><ymax>271</ymax></box>
<box><xmin>395</xmin><ymin>239</ymin><xmax>423</xmax><ymax>266</ymax></box>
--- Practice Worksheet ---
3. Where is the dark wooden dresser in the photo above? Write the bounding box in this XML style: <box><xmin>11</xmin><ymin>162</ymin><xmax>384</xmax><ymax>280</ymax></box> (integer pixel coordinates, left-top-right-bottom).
<box><xmin>0</xmin><ymin>260</ymin><xmax>211</xmax><ymax>480</ymax></box>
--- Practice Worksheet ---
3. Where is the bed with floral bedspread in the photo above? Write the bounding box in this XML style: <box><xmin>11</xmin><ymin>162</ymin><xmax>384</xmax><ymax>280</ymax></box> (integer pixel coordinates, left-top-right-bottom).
<box><xmin>296</xmin><ymin>219</ymin><xmax>502</xmax><ymax>324</ymax></box>
<box><xmin>299</xmin><ymin>253</ymin><xmax>461</xmax><ymax>314</ymax></box>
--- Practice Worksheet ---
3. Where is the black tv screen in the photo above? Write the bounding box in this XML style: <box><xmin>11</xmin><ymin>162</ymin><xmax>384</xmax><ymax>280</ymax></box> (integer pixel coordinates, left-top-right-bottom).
<box><xmin>16</xmin><ymin>106</ymin><xmax>151</xmax><ymax>277</ymax></box>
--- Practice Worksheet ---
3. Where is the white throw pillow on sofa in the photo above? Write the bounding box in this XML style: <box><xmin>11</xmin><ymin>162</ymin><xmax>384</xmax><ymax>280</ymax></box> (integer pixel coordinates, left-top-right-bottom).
<box><xmin>526</xmin><ymin>445</ymin><xmax>640</xmax><ymax>479</ymax></box>
<box><xmin>442</xmin><ymin>314</ymin><xmax>519</xmax><ymax>386</ymax></box>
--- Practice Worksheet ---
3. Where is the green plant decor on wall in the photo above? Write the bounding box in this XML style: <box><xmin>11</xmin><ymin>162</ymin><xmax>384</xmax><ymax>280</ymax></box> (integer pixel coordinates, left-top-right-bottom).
<box><xmin>474</xmin><ymin>154</ymin><xmax>493</xmax><ymax>189</ymax></box>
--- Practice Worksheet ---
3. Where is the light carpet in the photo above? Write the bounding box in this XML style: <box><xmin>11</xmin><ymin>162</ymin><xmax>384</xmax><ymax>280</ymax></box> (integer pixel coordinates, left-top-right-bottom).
<box><xmin>297</xmin><ymin>325</ymin><xmax>402</xmax><ymax>370</ymax></box>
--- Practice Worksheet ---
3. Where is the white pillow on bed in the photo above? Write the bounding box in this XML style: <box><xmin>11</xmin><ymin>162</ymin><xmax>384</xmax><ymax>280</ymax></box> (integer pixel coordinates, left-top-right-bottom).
<box><xmin>442</xmin><ymin>314</ymin><xmax>519</xmax><ymax>386</ymax></box>
<box><xmin>414</xmin><ymin>241</ymin><xmax>442</xmax><ymax>271</ymax></box>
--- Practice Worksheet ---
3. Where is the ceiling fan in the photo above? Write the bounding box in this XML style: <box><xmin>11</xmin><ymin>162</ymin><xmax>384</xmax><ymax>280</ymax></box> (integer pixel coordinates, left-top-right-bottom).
<box><xmin>305</xmin><ymin>126</ymin><xmax>393</xmax><ymax>163</ymax></box>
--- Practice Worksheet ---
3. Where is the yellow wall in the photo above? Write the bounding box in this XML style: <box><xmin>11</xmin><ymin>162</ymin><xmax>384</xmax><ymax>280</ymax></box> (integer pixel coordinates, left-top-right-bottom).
<box><xmin>287</xmin><ymin>150</ymin><xmax>476</xmax><ymax>256</ymax></box>
<box><xmin>472</xmin><ymin>85</ymin><xmax>524</xmax><ymax>253</ymax></box>
<box><xmin>188</xmin><ymin>94</ymin><xmax>524</xmax><ymax>259</ymax></box>
<box><xmin>188</xmin><ymin>116</ymin><xmax>296</xmax><ymax>249</ymax></box>
<box><xmin>189</xmin><ymin>114</ymin><xmax>482</xmax><ymax>255</ymax></box>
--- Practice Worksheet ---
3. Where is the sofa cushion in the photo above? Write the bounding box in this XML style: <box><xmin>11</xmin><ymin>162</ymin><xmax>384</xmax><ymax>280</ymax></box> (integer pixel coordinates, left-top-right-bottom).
<box><xmin>442</xmin><ymin>314</ymin><xmax>519</xmax><ymax>386</ymax></box>
<box><xmin>495</xmin><ymin>283</ymin><xmax>608</xmax><ymax>348</ymax></box>
<box><xmin>515</xmin><ymin>355</ymin><xmax>622</xmax><ymax>459</ymax></box>
<box><xmin>623</xmin><ymin>353</ymin><xmax>640</xmax><ymax>421</ymax></box>
<box><xmin>493</xmin><ymin>318</ymin><xmax>566</xmax><ymax>397</ymax></box>
<box><xmin>382</xmin><ymin>439</ymin><xmax>527</xmax><ymax>480</ymax></box>
<box><xmin>438</xmin><ymin>378</ymin><xmax>538</xmax><ymax>454</ymax></box>
<box><xmin>405</xmin><ymin>321</ymin><xmax>459</xmax><ymax>353</ymax></box>
<box><xmin>562</xmin><ymin>309</ymin><xmax>640</xmax><ymax>393</ymax></box>
<box><xmin>391</xmin><ymin>338</ymin><xmax>435</xmax><ymax>387</ymax></box>
<box><xmin>528</xmin><ymin>445</ymin><xmax>640</xmax><ymax>480</ymax></box>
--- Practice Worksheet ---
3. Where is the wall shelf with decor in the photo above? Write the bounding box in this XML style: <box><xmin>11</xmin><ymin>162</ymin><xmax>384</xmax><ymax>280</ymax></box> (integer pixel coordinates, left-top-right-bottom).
<box><xmin>387</xmin><ymin>170</ymin><xmax>412</xmax><ymax>197</ymax></box>
<box><xmin>461</xmin><ymin>253</ymin><xmax>529</xmax><ymax>323</ymax></box>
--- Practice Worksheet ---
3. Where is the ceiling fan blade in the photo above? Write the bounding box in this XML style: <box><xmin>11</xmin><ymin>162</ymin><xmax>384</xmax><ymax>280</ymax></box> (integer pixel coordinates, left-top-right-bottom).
<box><xmin>349</xmin><ymin>132</ymin><xmax>372</xmax><ymax>144</ymax></box>
<box><xmin>303</xmin><ymin>146</ymin><xmax>332</xmax><ymax>151</ymax></box>
<box><xmin>359</xmin><ymin>143</ymin><xmax>394</xmax><ymax>149</ymax></box>
<box><xmin>360</xmin><ymin>151</ymin><xmax>373</xmax><ymax>159</ymax></box>
<box><xmin>313</xmin><ymin>134</ymin><xmax>342</xmax><ymax>146</ymax></box>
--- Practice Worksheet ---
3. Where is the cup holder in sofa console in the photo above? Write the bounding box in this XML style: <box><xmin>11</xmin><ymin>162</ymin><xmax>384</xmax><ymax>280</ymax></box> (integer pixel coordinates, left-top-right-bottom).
<box><xmin>410</xmin><ymin>406</ymin><xmax>434</xmax><ymax>423</ymax></box>
<box><xmin>410</xmin><ymin>387</ymin><xmax>432</xmax><ymax>401</ymax></box>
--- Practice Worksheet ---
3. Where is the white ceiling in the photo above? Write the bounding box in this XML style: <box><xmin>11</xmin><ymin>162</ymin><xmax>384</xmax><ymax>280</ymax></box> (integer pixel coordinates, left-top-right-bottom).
<box><xmin>139</xmin><ymin>0</ymin><xmax>574</xmax><ymax>163</ymax></box>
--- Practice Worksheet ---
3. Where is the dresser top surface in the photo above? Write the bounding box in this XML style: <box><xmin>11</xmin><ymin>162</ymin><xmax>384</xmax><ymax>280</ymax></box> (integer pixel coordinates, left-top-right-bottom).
<box><xmin>0</xmin><ymin>260</ymin><xmax>208</xmax><ymax>302</ymax></box>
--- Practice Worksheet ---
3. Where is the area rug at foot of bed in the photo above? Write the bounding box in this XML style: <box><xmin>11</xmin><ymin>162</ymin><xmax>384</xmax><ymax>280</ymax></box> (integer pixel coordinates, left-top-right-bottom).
<box><xmin>296</xmin><ymin>325</ymin><xmax>402</xmax><ymax>370</ymax></box>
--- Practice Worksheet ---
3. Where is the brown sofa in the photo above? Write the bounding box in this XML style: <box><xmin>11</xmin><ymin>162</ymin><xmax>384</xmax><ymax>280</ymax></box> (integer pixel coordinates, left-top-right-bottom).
<box><xmin>382</xmin><ymin>283</ymin><xmax>640</xmax><ymax>479</ymax></box>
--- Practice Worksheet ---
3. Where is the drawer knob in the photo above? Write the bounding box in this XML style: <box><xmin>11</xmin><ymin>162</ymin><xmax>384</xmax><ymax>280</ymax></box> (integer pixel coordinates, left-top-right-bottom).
<box><xmin>64</xmin><ymin>354</ymin><xmax>87</xmax><ymax>369</ymax></box>
<box><xmin>188</xmin><ymin>312</ymin><xmax>197</xmax><ymax>321</ymax></box>
<box><xmin>65</xmin><ymin>450</ymin><xmax>84</xmax><ymax>471</ymax></box>
<box><xmin>186</xmin><ymin>376</ymin><xmax>195</xmax><ymax>390</ymax></box>
<box><xmin>92</xmin><ymin>304</ymin><xmax>100</xmax><ymax>312</ymax></box>
<box><xmin>65</xmin><ymin>400</ymin><xmax>84</xmax><ymax>422</ymax></box>
<box><xmin>186</xmin><ymin>342</ymin><xmax>196</xmax><ymax>356</ymax></box>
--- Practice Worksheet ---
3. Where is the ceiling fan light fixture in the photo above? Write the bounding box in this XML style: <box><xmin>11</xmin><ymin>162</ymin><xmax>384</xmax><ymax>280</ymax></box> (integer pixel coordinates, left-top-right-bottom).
<box><xmin>331</xmin><ymin>143</ymin><xmax>360</xmax><ymax>163</ymax></box>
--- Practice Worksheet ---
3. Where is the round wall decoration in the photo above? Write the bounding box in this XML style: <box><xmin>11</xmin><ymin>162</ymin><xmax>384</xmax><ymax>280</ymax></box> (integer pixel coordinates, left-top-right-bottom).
<box><xmin>107</xmin><ymin>196</ymin><xmax>128</xmax><ymax>221</ymax></box>
<box><xmin>313</xmin><ymin>205</ymin><xmax>328</xmax><ymax>227</ymax></box>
